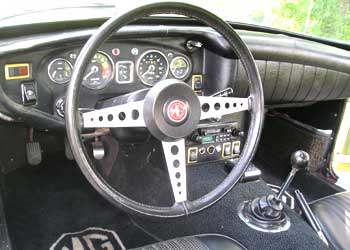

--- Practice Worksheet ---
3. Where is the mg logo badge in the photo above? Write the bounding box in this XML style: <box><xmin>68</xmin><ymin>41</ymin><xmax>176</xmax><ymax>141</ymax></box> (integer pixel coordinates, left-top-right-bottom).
<box><xmin>167</xmin><ymin>100</ymin><xmax>188</xmax><ymax>123</ymax></box>
<box><xmin>50</xmin><ymin>227</ymin><xmax>125</xmax><ymax>250</ymax></box>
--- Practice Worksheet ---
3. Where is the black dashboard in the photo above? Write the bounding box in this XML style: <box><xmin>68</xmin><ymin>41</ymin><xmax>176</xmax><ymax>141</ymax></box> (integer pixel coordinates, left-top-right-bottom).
<box><xmin>0</xmin><ymin>24</ymin><xmax>349</xmax><ymax>131</ymax></box>
<box><xmin>0</xmin><ymin>36</ymin><xmax>206</xmax><ymax>126</ymax></box>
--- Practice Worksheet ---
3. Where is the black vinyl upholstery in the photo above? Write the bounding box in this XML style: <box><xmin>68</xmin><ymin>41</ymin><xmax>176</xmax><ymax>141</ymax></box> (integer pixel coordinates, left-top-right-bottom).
<box><xmin>131</xmin><ymin>234</ymin><xmax>247</xmax><ymax>250</ymax></box>
<box><xmin>235</xmin><ymin>60</ymin><xmax>350</xmax><ymax>104</ymax></box>
<box><xmin>310</xmin><ymin>191</ymin><xmax>350</xmax><ymax>250</ymax></box>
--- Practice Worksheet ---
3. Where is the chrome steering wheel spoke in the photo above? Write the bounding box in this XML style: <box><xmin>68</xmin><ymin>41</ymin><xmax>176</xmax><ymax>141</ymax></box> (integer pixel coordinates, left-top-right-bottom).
<box><xmin>82</xmin><ymin>101</ymin><xmax>145</xmax><ymax>128</ymax></box>
<box><xmin>199</xmin><ymin>96</ymin><xmax>249</xmax><ymax>120</ymax></box>
<box><xmin>161</xmin><ymin>139</ymin><xmax>187</xmax><ymax>203</ymax></box>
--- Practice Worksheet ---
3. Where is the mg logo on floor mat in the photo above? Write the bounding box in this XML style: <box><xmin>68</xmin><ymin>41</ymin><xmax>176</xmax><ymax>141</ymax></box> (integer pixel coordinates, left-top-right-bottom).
<box><xmin>50</xmin><ymin>227</ymin><xmax>125</xmax><ymax>250</ymax></box>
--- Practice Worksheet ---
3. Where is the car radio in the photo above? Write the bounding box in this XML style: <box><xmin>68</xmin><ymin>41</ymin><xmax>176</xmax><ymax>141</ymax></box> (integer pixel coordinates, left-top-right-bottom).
<box><xmin>185</xmin><ymin>122</ymin><xmax>244</xmax><ymax>165</ymax></box>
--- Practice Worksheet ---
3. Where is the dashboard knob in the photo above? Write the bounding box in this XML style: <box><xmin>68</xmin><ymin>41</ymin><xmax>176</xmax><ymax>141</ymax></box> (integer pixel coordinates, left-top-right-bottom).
<box><xmin>232</xmin><ymin>129</ymin><xmax>244</xmax><ymax>138</ymax></box>
<box><xmin>191</xmin><ymin>135</ymin><xmax>203</xmax><ymax>143</ymax></box>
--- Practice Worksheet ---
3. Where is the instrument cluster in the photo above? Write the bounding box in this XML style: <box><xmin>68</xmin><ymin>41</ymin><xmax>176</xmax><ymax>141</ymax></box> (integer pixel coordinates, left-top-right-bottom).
<box><xmin>47</xmin><ymin>47</ymin><xmax>192</xmax><ymax>90</ymax></box>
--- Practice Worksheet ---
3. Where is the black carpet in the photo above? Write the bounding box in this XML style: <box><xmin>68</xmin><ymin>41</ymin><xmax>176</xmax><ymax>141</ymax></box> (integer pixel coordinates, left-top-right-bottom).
<box><xmin>102</xmin><ymin>140</ymin><xmax>228</xmax><ymax>207</ymax></box>
<box><xmin>3</xmin><ymin>157</ymin><xmax>156</xmax><ymax>250</ymax></box>
<box><xmin>3</xmin><ymin>149</ymin><xmax>329</xmax><ymax>250</ymax></box>
<box><xmin>100</xmin><ymin>141</ymin><xmax>328</xmax><ymax>250</ymax></box>
<box><xmin>133</xmin><ymin>180</ymin><xmax>328</xmax><ymax>250</ymax></box>
<box><xmin>117</xmin><ymin>154</ymin><xmax>329</xmax><ymax>250</ymax></box>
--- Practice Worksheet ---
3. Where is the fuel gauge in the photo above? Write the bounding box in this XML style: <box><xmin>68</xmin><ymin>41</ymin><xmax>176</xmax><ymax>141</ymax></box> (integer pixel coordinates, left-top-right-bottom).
<box><xmin>48</xmin><ymin>58</ymin><xmax>73</xmax><ymax>84</ymax></box>
<box><xmin>170</xmin><ymin>56</ymin><xmax>190</xmax><ymax>79</ymax></box>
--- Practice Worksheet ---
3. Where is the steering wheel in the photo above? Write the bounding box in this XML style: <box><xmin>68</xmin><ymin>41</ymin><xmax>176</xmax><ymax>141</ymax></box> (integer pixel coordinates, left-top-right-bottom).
<box><xmin>65</xmin><ymin>2</ymin><xmax>264</xmax><ymax>218</ymax></box>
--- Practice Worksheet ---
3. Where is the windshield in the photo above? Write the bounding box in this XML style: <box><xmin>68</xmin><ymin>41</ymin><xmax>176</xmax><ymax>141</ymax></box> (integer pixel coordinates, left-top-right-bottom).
<box><xmin>1</xmin><ymin>0</ymin><xmax>349</xmax><ymax>43</ymax></box>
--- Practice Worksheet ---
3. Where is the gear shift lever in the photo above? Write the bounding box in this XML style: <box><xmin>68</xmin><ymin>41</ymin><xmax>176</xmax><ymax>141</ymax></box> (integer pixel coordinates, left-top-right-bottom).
<box><xmin>276</xmin><ymin>150</ymin><xmax>309</xmax><ymax>200</ymax></box>
<box><xmin>238</xmin><ymin>150</ymin><xmax>310</xmax><ymax>233</ymax></box>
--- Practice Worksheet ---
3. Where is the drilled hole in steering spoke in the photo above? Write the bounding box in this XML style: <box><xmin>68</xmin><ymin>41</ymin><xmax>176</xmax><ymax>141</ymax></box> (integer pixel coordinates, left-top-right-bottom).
<box><xmin>214</xmin><ymin>103</ymin><xmax>220</xmax><ymax>110</ymax></box>
<box><xmin>171</xmin><ymin>146</ymin><xmax>179</xmax><ymax>155</ymax></box>
<box><xmin>233</xmin><ymin>103</ymin><xmax>237</xmax><ymax>107</ymax></box>
<box><xmin>202</xmin><ymin>103</ymin><xmax>210</xmax><ymax>112</ymax></box>
<box><xmin>132</xmin><ymin>110</ymin><xmax>139</xmax><ymax>120</ymax></box>
<box><xmin>173</xmin><ymin>160</ymin><xmax>180</xmax><ymax>167</ymax></box>
<box><xmin>99</xmin><ymin>116</ymin><xmax>103</xmax><ymax>122</ymax></box>
<box><xmin>118</xmin><ymin>112</ymin><xmax>126</xmax><ymax>121</ymax></box>
<box><xmin>225</xmin><ymin>103</ymin><xmax>230</xmax><ymax>109</ymax></box>
<box><xmin>107</xmin><ymin>114</ymin><xmax>113</xmax><ymax>121</ymax></box>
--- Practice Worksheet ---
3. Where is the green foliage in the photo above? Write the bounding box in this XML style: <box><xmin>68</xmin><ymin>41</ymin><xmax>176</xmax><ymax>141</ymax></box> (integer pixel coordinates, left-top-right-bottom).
<box><xmin>250</xmin><ymin>10</ymin><xmax>265</xmax><ymax>24</ymax></box>
<box><xmin>272</xmin><ymin>0</ymin><xmax>350</xmax><ymax>42</ymax></box>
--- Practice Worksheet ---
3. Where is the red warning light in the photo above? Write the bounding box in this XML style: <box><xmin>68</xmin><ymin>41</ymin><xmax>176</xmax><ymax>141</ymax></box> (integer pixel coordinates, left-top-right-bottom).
<box><xmin>112</xmin><ymin>48</ymin><xmax>120</xmax><ymax>56</ymax></box>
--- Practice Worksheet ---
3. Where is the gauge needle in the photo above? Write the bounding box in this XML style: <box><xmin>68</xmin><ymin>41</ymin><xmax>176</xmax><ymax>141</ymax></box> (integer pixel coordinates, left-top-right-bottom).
<box><xmin>142</xmin><ymin>65</ymin><xmax>155</xmax><ymax>78</ymax></box>
<box><xmin>84</xmin><ymin>66</ymin><xmax>99</xmax><ymax>80</ymax></box>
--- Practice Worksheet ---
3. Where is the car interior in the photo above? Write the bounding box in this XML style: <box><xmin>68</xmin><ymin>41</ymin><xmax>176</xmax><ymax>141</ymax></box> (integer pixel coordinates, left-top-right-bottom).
<box><xmin>0</xmin><ymin>2</ymin><xmax>349</xmax><ymax>250</ymax></box>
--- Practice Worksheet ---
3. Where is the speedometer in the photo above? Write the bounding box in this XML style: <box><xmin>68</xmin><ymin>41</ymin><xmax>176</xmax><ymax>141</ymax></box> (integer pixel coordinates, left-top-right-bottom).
<box><xmin>82</xmin><ymin>52</ymin><xmax>113</xmax><ymax>90</ymax></box>
<box><xmin>136</xmin><ymin>50</ymin><xmax>169</xmax><ymax>86</ymax></box>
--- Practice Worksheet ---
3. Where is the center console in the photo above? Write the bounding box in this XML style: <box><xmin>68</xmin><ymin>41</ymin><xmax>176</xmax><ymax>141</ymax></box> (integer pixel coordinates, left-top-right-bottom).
<box><xmin>185</xmin><ymin>122</ymin><xmax>244</xmax><ymax>165</ymax></box>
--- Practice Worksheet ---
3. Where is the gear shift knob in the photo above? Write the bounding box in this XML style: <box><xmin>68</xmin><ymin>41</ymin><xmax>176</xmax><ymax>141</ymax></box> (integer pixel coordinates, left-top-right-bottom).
<box><xmin>291</xmin><ymin>150</ymin><xmax>310</xmax><ymax>170</ymax></box>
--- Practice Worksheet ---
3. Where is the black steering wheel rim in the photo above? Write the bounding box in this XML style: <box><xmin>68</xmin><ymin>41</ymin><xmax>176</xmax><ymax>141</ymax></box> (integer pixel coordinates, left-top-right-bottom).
<box><xmin>65</xmin><ymin>2</ymin><xmax>264</xmax><ymax>218</ymax></box>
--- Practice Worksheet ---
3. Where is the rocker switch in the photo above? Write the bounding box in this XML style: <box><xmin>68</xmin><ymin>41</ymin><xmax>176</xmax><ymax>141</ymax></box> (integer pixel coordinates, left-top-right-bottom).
<box><xmin>188</xmin><ymin>147</ymin><xmax>198</xmax><ymax>163</ymax></box>
<box><xmin>21</xmin><ymin>82</ymin><xmax>37</xmax><ymax>105</ymax></box>
<box><xmin>223</xmin><ymin>143</ymin><xmax>231</xmax><ymax>157</ymax></box>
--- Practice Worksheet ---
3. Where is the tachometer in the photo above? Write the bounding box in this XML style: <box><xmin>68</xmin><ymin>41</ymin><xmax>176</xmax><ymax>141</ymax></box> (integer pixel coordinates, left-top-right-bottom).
<box><xmin>82</xmin><ymin>52</ymin><xmax>113</xmax><ymax>90</ymax></box>
<box><xmin>48</xmin><ymin>58</ymin><xmax>73</xmax><ymax>84</ymax></box>
<box><xmin>136</xmin><ymin>50</ymin><xmax>169</xmax><ymax>86</ymax></box>
<box><xmin>170</xmin><ymin>56</ymin><xmax>190</xmax><ymax>79</ymax></box>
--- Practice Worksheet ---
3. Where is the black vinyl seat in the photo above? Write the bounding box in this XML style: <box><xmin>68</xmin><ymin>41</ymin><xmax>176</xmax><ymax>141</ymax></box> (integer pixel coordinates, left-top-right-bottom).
<box><xmin>310</xmin><ymin>191</ymin><xmax>350</xmax><ymax>250</ymax></box>
<box><xmin>132</xmin><ymin>234</ymin><xmax>247</xmax><ymax>250</ymax></box>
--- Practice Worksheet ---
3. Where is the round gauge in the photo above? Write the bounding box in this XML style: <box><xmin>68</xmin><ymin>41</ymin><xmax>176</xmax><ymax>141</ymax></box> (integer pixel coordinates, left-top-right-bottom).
<box><xmin>82</xmin><ymin>52</ymin><xmax>113</xmax><ymax>90</ymax></box>
<box><xmin>48</xmin><ymin>58</ymin><xmax>73</xmax><ymax>84</ymax></box>
<box><xmin>170</xmin><ymin>56</ymin><xmax>190</xmax><ymax>79</ymax></box>
<box><xmin>136</xmin><ymin>50</ymin><xmax>169</xmax><ymax>86</ymax></box>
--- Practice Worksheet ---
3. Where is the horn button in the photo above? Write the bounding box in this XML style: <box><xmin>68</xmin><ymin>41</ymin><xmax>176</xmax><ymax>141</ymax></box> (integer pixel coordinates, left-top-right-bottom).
<box><xmin>164</xmin><ymin>99</ymin><xmax>189</xmax><ymax>126</ymax></box>
<box><xmin>143</xmin><ymin>79</ymin><xmax>201</xmax><ymax>141</ymax></box>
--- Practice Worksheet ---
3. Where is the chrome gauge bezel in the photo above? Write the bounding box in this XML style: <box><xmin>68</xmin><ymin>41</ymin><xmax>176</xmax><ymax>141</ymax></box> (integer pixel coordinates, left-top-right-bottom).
<box><xmin>136</xmin><ymin>49</ymin><xmax>169</xmax><ymax>87</ymax></box>
<box><xmin>47</xmin><ymin>58</ymin><xmax>73</xmax><ymax>84</ymax></box>
<box><xmin>170</xmin><ymin>56</ymin><xmax>191</xmax><ymax>80</ymax></box>
<box><xmin>82</xmin><ymin>51</ymin><xmax>115</xmax><ymax>90</ymax></box>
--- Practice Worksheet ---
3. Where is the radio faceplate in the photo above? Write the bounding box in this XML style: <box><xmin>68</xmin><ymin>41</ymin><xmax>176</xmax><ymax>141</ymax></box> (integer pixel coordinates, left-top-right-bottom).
<box><xmin>185</xmin><ymin>122</ymin><xmax>244</xmax><ymax>165</ymax></box>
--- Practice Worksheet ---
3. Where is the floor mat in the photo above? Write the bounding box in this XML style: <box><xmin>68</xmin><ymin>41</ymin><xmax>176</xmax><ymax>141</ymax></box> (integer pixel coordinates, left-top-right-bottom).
<box><xmin>50</xmin><ymin>227</ymin><xmax>125</xmax><ymax>250</ymax></box>
<box><xmin>3</xmin><ymin>157</ymin><xmax>156</xmax><ymax>250</ymax></box>
<box><xmin>3</xmin><ymin>151</ymin><xmax>329</xmax><ymax>250</ymax></box>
